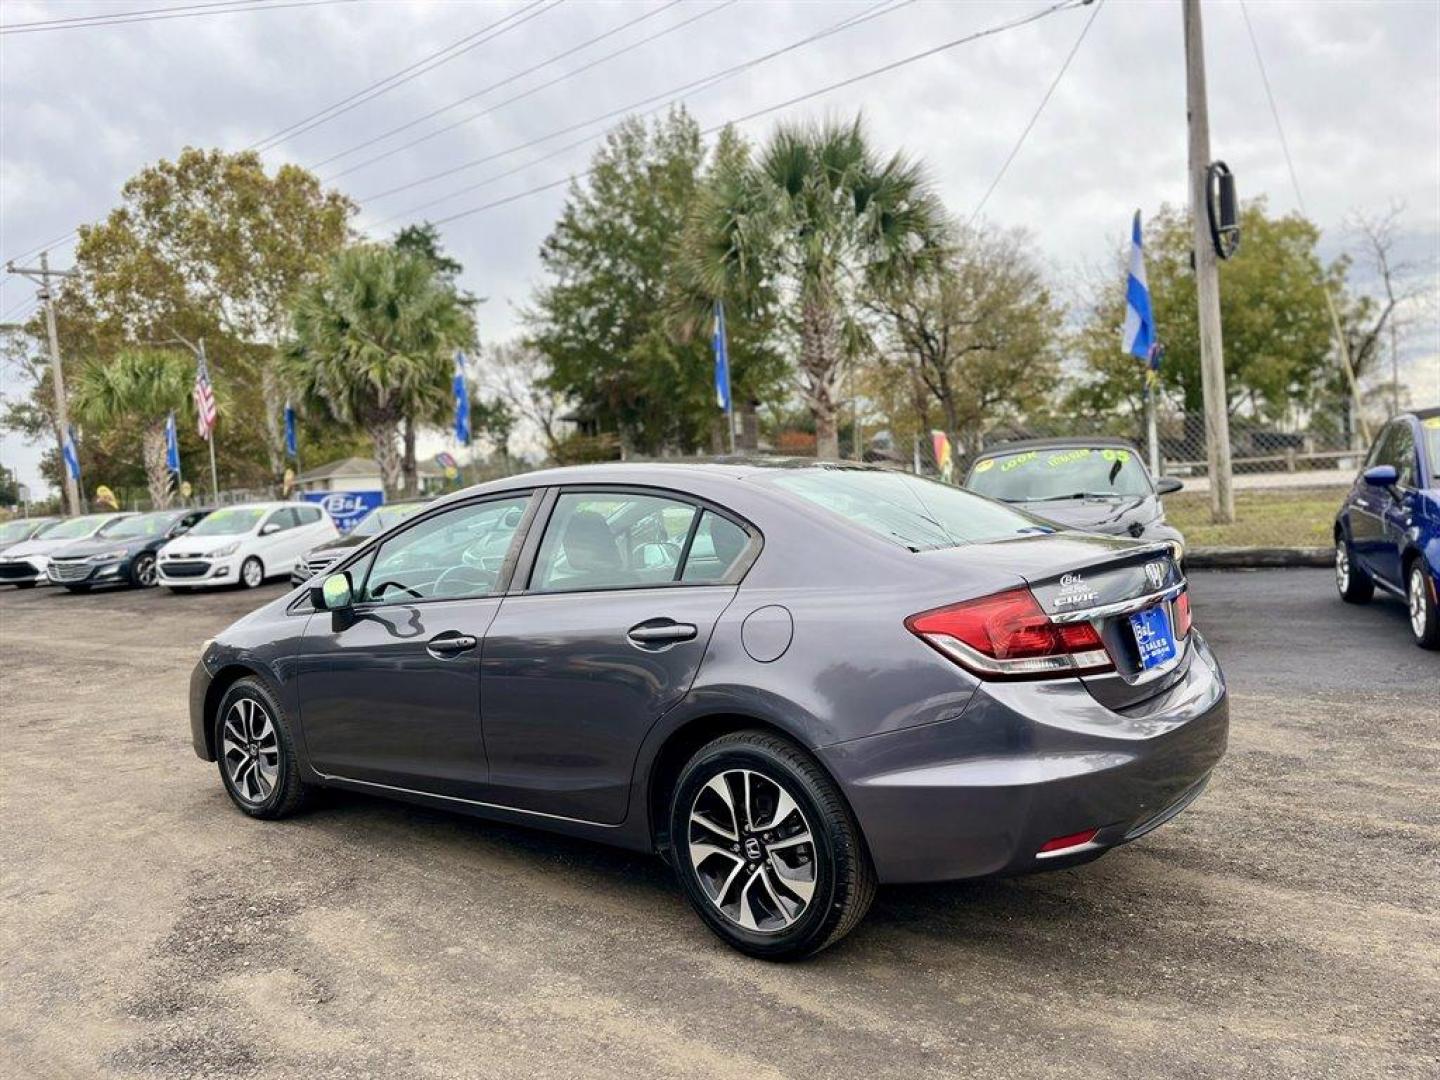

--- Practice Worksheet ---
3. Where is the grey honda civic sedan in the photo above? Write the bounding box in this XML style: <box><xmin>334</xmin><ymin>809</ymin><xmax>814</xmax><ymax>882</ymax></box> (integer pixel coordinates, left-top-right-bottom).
<box><xmin>190</xmin><ymin>461</ymin><xmax>1227</xmax><ymax>959</ymax></box>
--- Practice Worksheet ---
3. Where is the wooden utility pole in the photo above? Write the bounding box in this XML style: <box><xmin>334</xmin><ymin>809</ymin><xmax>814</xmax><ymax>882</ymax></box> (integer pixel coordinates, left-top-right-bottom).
<box><xmin>6</xmin><ymin>251</ymin><xmax>81</xmax><ymax>516</ymax></box>
<box><xmin>1183</xmin><ymin>0</ymin><xmax>1235</xmax><ymax>524</ymax></box>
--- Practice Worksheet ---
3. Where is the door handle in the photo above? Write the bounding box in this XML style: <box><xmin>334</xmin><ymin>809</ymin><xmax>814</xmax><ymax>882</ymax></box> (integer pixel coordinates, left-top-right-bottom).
<box><xmin>627</xmin><ymin>620</ymin><xmax>698</xmax><ymax>646</ymax></box>
<box><xmin>426</xmin><ymin>632</ymin><xmax>478</xmax><ymax>658</ymax></box>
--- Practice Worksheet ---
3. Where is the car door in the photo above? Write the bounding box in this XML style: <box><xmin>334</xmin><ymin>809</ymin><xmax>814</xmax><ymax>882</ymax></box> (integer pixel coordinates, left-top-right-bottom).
<box><xmin>1350</xmin><ymin>423</ymin><xmax>1397</xmax><ymax>580</ymax></box>
<box><xmin>480</xmin><ymin>489</ymin><xmax>757</xmax><ymax>824</ymax></box>
<box><xmin>296</xmin><ymin>492</ymin><xmax>534</xmax><ymax>798</ymax></box>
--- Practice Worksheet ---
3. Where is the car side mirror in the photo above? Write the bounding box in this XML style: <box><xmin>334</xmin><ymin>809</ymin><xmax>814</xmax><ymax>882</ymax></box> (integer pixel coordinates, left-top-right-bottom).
<box><xmin>311</xmin><ymin>571</ymin><xmax>353</xmax><ymax>612</ymax></box>
<box><xmin>260</xmin><ymin>522</ymin><xmax>282</xmax><ymax>535</ymax></box>
<box><xmin>1362</xmin><ymin>464</ymin><xmax>1398</xmax><ymax>488</ymax></box>
<box><xmin>1155</xmin><ymin>477</ymin><xmax>1184</xmax><ymax>495</ymax></box>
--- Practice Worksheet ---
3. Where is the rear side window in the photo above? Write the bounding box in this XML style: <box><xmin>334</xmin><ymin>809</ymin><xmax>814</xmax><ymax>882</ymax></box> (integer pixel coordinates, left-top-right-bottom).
<box><xmin>681</xmin><ymin>512</ymin><xmax>750</xmax><ymax>582</ymax></box>
<box><xmin>532</xmin><ymin>492</ymin><xmax>698</xmax><ymax>593</ymax></box>
<box><xmin>767</xmin><ymin>468</ymin><xmax>1052</xmax><ymax>551</ymax></box>
<box><xmin>296</xmin><ymin>505</ymin><xmax>323</xmax><ymax>525</ymax></box>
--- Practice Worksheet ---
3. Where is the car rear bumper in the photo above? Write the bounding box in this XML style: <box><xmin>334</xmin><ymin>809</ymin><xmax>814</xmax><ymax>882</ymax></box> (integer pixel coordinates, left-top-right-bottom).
<box><xmin>819</xmin><ymin>631</ymin><xmax>1229</xmax><ymax>884</ymax></box>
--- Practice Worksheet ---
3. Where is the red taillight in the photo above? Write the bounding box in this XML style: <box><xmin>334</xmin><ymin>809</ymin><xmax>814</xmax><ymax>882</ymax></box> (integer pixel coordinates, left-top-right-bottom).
<box><xmin>1037</xmin><ymin>828</ymin><xmax>1100</xmax><ymax>856</ymax></box>
<box><xmin>906</xmin><ymin>587</ymin><xmax>1114</xmax><ymax>679</ymax></box>
<box><xmin>1174</xmin><ymin>590</ymin><xmax>1192</xmax><ymax>638</ymax></box>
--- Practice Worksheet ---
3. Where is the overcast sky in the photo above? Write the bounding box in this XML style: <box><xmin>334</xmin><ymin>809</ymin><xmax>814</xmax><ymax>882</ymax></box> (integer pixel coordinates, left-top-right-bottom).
<box><xmin>3</xmin><ymin>0</ymin><xmax>1438</xmax><ymax>496</ymax></box>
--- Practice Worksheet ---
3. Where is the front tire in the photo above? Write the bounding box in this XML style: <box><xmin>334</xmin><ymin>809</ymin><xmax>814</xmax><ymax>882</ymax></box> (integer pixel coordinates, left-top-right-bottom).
<box><xmin>131</xmin><ymin>552</ymin><xmax>158</xmax><ymax>588</ymax></box>
<box><xmin>239</xmin><ymin>556</ymin><xmax>264</xmax><ymax>589</ymax></box>
<box><xmin>669</xmin><ymin>730</ymin><xmax>875</xmax><ymax>960</ymax></box>
<box><xmin>1336</xmin><ymin>535</ymin><xmax>1373</xmax><ymax>603</ymax></box>
<box><xmin>215</xmin><ymin>678</ymin><xmax>309</xmax><ymax>819</ymax></box>
<box><xmin>1407</xmin><ymin>561</ymin><xmax>1440</xmax><ymax>650</ymax></box>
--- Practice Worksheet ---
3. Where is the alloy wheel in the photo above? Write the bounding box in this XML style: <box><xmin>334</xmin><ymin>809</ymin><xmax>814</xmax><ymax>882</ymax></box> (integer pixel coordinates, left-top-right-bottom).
<box><xmin>241</xmin><ymin>558</ymin><xmax>263</xmax><ymax>588</ymax></box>
<box><xmin>134</xmin><ymin>554</ymin><xmax>157</xmax><ymax>587</ymax></box>
<box><xmin>1335</xmin><ymin>542</ymin><xmax>1350</xmax><ymax>595</ymax></box>
<box><xmin>1410</xmin><ymin>567</ymin><xmax>1427</xmax><ymax>639</ymax></box>
<box><xmin>687</xmin><ymin>769</ymin><xmax>817</xmax><ymax>934</ymax></box>
<box><xmin>221</xmin><ymin>697</ymin><xmax>280</xmax><ymax>804</ymax></box>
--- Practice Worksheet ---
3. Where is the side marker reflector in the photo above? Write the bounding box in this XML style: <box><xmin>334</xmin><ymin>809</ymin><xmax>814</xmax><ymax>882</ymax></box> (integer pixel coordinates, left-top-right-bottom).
<box><xmin>1036</xmin><ymin>828</ymin><xmax>1100</xmax><ymax>857</ymax></box>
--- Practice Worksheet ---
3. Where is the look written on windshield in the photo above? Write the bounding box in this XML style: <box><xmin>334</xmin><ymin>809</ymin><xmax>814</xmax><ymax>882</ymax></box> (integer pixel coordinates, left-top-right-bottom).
<box><xmin>967</xmin><ymin>447</ymin><xmax>1151</xmax><ymax>502</ymax></box>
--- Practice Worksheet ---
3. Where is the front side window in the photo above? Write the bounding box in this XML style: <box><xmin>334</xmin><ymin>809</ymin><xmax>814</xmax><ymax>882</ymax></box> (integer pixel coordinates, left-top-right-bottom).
<box><xmin>189</xmin><ymin>507</ymin><xmax>266</xmax><ymax>536</ymax></box>
<box><xmin>1391</xmin><ymin>424</ymin><xmax>1417</xmax><ymax>487</ymax></box>
<box><xmin>1424</xmin><ymin>417</ymin><xmax>1440</xmax><ymax>483</ymax></box>
<box><xmin>358</xmin><ymin>495</ymin><xmax>530</xmax><ymax>604</ymax></box>
<box><xmin>531</xmin><ymin>492</ymin><xmax>702</xmax><ymax>593</ymax></box>
<box><xmin>768</xmin><ymin>468</ymin><xmax>1052</xmax><ymax>552</ymax></box>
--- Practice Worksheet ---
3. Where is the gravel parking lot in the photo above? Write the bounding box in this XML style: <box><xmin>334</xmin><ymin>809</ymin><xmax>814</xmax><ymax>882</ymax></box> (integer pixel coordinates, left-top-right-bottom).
<box><xmin>2</xmin><ymin>569</ymin><xmax>1436</xmax><ymax>1079</ymax></box>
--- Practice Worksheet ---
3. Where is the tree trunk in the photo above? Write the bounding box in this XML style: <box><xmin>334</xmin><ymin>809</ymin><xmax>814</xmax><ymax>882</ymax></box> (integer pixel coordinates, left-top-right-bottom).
<box><xmin>402</xmin><ymin>417</ymin><xmax>418</xmax><ymax>497</ymax></box>
<box><xmin>367</xmin><ymin>420</ymin><xmax>403</xmax><ymax>499</ymax></box>
<box><xmin>260</xmin><ymin>361</ymin><xmax>285</xmax><ymax>483</ymax></box>
<box><xmin>799</xmin><ymin>287</ymin><xmax>843</xmax><ymax>460</ymax></box>
<box><xmin>142</xmin><ymin>424</ymin><xmax>172</xmax><ymax>509</ymax></box>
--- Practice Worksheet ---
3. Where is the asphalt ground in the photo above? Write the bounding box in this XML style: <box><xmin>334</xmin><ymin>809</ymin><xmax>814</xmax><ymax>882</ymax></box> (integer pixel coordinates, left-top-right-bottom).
<box><xmin>1</xmin><ymin>569</ymin><xmax>1436</xmax><ymax>1079</ymax></box>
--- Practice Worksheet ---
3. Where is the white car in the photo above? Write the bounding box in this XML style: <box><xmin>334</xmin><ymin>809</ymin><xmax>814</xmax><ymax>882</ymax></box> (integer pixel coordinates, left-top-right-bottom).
<box><xmin>0</xmin><ymin>512</ymin><xmax>134</xmax><ymax>588</ymax></box>
<box><xmin>156</xmin><ymin>502</ymin><xmax>338</xmax><ymax>592</ymax></box>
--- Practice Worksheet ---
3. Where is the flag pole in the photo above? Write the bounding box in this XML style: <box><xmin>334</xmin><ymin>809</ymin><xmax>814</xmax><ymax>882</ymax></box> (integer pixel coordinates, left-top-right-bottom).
<box><xmin>201</xmin><ymin>339</ymin><xmax>219</xmax><ymax>501</ymax></box>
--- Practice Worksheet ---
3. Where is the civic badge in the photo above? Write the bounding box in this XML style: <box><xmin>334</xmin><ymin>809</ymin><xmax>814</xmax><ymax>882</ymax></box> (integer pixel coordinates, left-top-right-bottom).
<box><xmin>1145</xmin><ymin>561</ymin><xmax>1166</xmax><ymax>590</ymax></box>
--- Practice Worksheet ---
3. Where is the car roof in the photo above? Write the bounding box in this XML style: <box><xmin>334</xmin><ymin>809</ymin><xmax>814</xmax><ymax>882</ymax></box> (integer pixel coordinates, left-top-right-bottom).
<box><xmin>971</xmin><ymin>436</ymin><xmax>1142</xmax><ymax>460</ymax></box>
<box><xmin>1408</xmin><ymin>406</ymin><xmax>1439</xmax><ymax>422</ymax></box>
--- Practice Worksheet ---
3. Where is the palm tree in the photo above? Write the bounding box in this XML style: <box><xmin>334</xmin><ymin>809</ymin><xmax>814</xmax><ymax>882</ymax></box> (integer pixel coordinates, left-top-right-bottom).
<box><xmin>284</xmin><ymin>244</ymin><xmax>474</xmax><ymax>498</ymax></box>
<box><xmin>682</xmin><ymin>116</ymin><xmax>947</xmax><ymax>459</ymax></box>
<box><xmin>72</xmin><ymin>349</ymin><xmax>192</xmax><ymax>508</ymax></box>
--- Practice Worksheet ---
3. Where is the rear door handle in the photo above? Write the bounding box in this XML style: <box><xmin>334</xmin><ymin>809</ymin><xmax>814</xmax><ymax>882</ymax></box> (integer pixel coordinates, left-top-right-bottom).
<box><xmin>627</xmin><ymin>620</ymin><xmax>698</xmax><ymax>647</ymax></box>
<box><xmin>427</xmin><ymin>632</ymin><xmax>478</xmax><ymax>658</ymax></box>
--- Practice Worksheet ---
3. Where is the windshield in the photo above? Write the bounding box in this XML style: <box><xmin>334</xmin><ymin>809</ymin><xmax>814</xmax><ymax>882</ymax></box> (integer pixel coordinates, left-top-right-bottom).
<box><xmin>98</xmin><ymin>511</ymin><xmax>179</xmax><ymax>539</ymax></box>
<box><xmin>188</xmin><ymin>507</ymin><xmax>266</xmax><ymax>536</ymax></box>
<box><xmin>767</xmin><ymin>468</ymin><xmax>1052</xmax><ymax>551</ymax></box>
<box><xmin>44</xmin><ymin>514</ymin><xmax>115</xmax><ymax>540</ymax></box>
<box><xmin>967</xmin><ymin>446</ymin><xmax>1152</xmax><ymax>501</ymax></box>
<box><xmin>1425</xmin><ymin>417</ymin><xmax>1440</xmax><ymax>482</ymax></box>
<box><xmin>0</xmin><ymin>519</ymin><xmax>45</xmax><ymax>543</ymax></box>
<box><xmin>351</xmin><ymin>502</ymin><xmax>427</xmax><ymax>537</ymax></box>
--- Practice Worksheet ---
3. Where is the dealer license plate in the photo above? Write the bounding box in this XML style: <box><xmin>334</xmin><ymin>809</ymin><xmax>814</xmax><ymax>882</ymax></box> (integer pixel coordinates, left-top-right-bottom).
<box><xmin>1129</xmin><ymin>604</ymin><xmax>1177</xmax><ymax>670</ymax></box>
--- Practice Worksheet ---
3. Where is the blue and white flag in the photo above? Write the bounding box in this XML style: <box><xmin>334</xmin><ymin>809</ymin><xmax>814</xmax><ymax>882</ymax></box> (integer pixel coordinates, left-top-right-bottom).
<box><xmin>1122</xmin><ymin>210</ymin><xmax>1157</xmax><ymax>363</ymax></box>
<box><xmin>284</xmin><ymin>401</ymin><xmax>298</xmax><ymax>458</ymax></box>
<box><xmin>165</xmin><ymin>411</ymin><xmax>181</xmax><ymax>476</ymax></box>
<box><xmin>452</xmin><ymin>350</ymin><xmax>471</xmax><ymax>445</ymax></box>
<box><xmin>712</xmin><ymin>300</ymin><xmax>732</xmax><ymax>413</ymax></box>
<box><xmin>62</xmin><ymin>427</ymin><xmax>80</xmax><ymax>481</ymax></box>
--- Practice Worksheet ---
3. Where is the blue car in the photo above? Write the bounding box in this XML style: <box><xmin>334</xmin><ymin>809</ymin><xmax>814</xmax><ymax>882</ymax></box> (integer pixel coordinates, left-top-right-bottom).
<box><xmin>1334</xmin><ymin>407</ymin><xmax>1440</xmax><ymax>649</ymax></box>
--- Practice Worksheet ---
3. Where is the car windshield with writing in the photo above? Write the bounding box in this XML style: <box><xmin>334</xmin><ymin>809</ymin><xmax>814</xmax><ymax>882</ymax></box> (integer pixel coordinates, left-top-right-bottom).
<box><xmin>968</xmin><ymin>447</ymin><xmax>1152</xmax><ymax>502</ymax></box>
<box><xmin>98</xmin><ymin>511</ymin><xmax>180</xmax><ymax>539</ymax></box>
<box><xmin>188</xmin><ymin>507</ymin><xmax>266</xmax><ymax>536</ymax></box>
<box><xmin>766</xmin><ymin>468</ymin><xmax>1050</xmax><ymax>552</ymax></box>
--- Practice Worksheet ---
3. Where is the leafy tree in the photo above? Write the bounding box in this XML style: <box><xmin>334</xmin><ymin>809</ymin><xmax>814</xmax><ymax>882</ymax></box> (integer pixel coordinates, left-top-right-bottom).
<box><xmin>529</xmin><ymin>109</ymin><xmax>783</xmax><ymax>455</ymax></box>
<box><xmin>71</xmin><ymin>349</ymin><xmax>192</xmax><ymax>508</ymax></box>
<box><xmin>869</xmin><ymin>224</ymin><xmax>1062</xmax><ymax>454</ymax></box>
<box><xmin>393</xmin><ymin>222</ymin><xmax>466</xmax><ymax>283</ymax></box>
<box><xmin>0</xmin><ymin>462</ymin><xmax>20</xmax><ymax>508</ymax></box>
<box><xmin>70</xmin><ymin>148</ymin><xmax>354</xmax><ymax>479</ymax></box>
<box><xmin>682</xmin><ymin>115</ymin><xmax>947</xmax><ymax>458</ymax></box>
<box><xmin>1068</xmin><ymin>200</ymin><xmax>1338</xmax><ymax>424</ymax></box>
<box><xmin>284</xmin><ymin>244</ymin><xmax>474</xmax><ymax>498</ymax></box>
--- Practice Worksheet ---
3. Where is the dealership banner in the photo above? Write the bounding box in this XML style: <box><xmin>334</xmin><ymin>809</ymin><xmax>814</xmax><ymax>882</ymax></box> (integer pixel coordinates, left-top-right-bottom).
<box><xmin>303</xmin><ymin>490</ymin><xmax>383</xmax><ymax>532</ymax></box>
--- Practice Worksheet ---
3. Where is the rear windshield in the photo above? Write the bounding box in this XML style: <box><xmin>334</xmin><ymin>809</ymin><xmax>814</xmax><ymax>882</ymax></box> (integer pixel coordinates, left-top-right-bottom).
<box><xmin>767</xmin><ymin>468</ymin><xmax>1052</xmax><ymax>551</ymax></box>
<box><xmin>98</xmin><ymin>511</ymin><xmax>178</xmax><ymax>539</ymax></box>
<box><xmin>188</xmin><ymin>507</ymin><xmax>266</xmax><ymax>536</ymax></box>
<box><xmin>967</xmin><ymin>446</ymin><xmax>1151</xmax><ymax>501</ymax></box>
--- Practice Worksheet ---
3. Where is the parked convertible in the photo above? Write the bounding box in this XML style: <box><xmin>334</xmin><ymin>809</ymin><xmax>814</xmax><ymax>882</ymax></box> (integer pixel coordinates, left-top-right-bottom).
<box><xmin>1334</xmin><ymin>407</ymin><xmax>1440</xmax><ymax>649</ymax></box>
<box><xmin>46</xmin><ymin>508</ymin><xmax>210</xmax><ymax>592</ymax></box>
<box><xmin>964</xmin><ymin>437</ymin><xmax>1186</xmax><ymax>561</ymax></box>
<box><xmin>190</xmin><ymin>462</ymin><xmax>1227</xmax><ymax>959</ymax></box>
<box><xmin>0</xmin><ymin>512</ymin><xmax>133</xmax><ymax>588</ymax></box>
<box><xmin>158</xmin><ymin>501</ymin><xmax>337</xmax><ymax>592</ymax></box>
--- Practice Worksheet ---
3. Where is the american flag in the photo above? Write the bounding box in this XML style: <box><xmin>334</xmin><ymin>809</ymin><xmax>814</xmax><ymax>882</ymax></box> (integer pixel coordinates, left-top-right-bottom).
<box><xmin>193</xmin><ymin>341</ymin><xmax>218</xmax><ymax>440</ymax></box>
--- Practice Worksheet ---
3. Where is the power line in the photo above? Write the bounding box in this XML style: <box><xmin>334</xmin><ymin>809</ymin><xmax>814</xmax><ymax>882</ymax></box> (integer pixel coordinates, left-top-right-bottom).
<box><xmin>967</xmin><ymin>0</ymin><xmax>1103</xmax><ymax>226</ymax></box>
<box><xmin>425</xmin><ymin>0</ymin><xmax>1087</xmax><ymax>230</ymax></box>
<box><xmin>319</xmin><ymin>0</ymin><xmax>726</xmax><ymax>180</ymax></box>
<box><xmin>1238</xmin><ymin>0</ymin><xmax>1308</xmax><ymax>213</ymax></box>
<box><xmin>2</xmin><ymin>229</ymin><xmax>80</xmax><ymax>271</ymax></box>
<box><xmin>0</xmin><ymin>0</ymin><xmax>354</xmax><ymax>35</ymax></box>
<box><xmin>249</xmin><ymin>0</ymin><xmax>561</xmax><ymax>153</ymax></box>
<box><xmin>360</xmin><ymin>0</ymin><xmax>909</xmax><ymax>207</ymax></box>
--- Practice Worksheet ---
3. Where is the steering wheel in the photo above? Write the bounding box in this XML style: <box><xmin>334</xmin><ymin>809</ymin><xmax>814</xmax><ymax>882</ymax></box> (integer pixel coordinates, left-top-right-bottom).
<box><xmin>432</xmin><ymin>564</ymin><xmax>496</xmax><ymax>598</ymax></box>
<box><xmin>370</xmin><ymin>579</ymin><xmax>425</xmax><ymax>601</ymax></box>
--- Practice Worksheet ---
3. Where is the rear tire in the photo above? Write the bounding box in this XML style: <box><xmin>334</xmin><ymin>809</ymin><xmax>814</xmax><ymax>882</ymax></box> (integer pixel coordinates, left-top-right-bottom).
<box><xmin>1336</xmin><ymin>535</ymin><xmax>1373</xmax><ymax>603</ymax></box>
<box><xmin>215</xmin><ymin>677</ymin><xmax>309</xmax><ymax>819</ymax></box>
<box><xmin>669</xmin><ymin>730</ymin><xmax>875</xmax><ymax>960</ymax></box>
<box><xmin>1407</xmin><ymin>560</ymin><xmax>1440</xmax><ymax>650</ymax></box>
